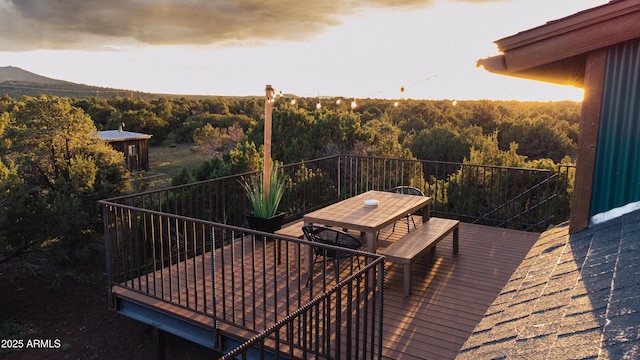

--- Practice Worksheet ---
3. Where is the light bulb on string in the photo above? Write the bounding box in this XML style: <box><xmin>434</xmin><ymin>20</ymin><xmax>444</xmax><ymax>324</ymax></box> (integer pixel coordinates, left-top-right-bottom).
<box><xmin>394</xmin><ymin>85</ymin><xmax>405</xmax><ymax>107</ymax></box>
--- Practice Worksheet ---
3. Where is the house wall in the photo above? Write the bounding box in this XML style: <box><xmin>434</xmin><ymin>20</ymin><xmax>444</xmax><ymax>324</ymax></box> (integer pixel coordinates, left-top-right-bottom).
<box><xmin>107</xmin><ymin>139</ymin><xmax>150</xmax><ymax>172</ymax></box>
<box><xmin>590</xmin><ymin>38</ymin><xmax>640</xmax><ymax>217</ymax></box>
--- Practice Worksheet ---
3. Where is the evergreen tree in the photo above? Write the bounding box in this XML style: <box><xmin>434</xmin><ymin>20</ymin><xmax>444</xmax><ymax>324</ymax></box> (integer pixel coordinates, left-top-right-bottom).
<box><xmin>0</xmin><ymin>96</ymin><xmax>129</xmax><ymax>263</ymax></box>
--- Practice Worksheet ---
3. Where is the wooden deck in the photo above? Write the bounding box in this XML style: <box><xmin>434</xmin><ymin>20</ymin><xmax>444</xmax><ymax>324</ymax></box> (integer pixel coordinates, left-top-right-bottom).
<box><xmin>376</xmin><ymin>221</ymin><xmax>539</xmax><ymax>359</ymax></box>
<box><xmin>113</xmin><ymin>220</ymin><xmax>540</xmax><ymax>359</ymax></box>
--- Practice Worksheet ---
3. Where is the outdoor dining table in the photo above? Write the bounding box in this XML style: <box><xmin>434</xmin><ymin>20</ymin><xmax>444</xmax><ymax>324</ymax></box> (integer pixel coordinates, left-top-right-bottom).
<box><xmin>302</xmin><ymin>190</ymin><xmax>431</xmax><ymax>273</ymax></box>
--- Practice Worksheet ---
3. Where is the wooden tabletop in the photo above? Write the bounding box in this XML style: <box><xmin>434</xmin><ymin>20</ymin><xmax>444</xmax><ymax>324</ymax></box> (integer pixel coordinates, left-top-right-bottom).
<box><xmin>303</xmin><ymin>190</ymin><xmax>431</xmax><ymax>235</ymax></box>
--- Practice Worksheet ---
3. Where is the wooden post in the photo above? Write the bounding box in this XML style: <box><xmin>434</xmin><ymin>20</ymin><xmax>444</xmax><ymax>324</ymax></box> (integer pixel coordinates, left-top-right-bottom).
<box><xmin>152</xmin><ymin>326</ymin><xmax>166</xmax><ymax>360</ymax></box>
<box><xmin>264</xmin><ymin>85</ymin><xmax>274</xmax><ymax>199</ymax></box>
<box><xmin>569</xmin><ymin>49</ymin><xmax>607</xmax><ymax>234</ymax></box>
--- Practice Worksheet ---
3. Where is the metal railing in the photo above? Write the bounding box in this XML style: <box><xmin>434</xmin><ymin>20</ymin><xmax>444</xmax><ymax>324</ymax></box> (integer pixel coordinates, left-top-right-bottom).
<box><xmin>100</xmin><ymin>155</ymin><xmax>575</xmax><ymax>357</ymax></box>
<box><xmin>100</xmin><ymin>201</ymin><xmax>385</xmax><ymax>359</ymax></box>
<box><xmin>107</xmin><ymin>155</ymin><xmax>574</xmax><ymax>232</ymax></box>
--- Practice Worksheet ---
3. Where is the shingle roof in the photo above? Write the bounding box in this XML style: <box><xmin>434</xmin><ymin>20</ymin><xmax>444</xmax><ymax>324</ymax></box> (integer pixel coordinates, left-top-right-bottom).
<box><xmin>97</xmin><ymin>129</ymin><xmax>152</xmax><ymax>142</ymax></box>
<box><xmin>457</xmin><ymin>209</ymin><xmax>640</xmax><ymax>359</ymax></box>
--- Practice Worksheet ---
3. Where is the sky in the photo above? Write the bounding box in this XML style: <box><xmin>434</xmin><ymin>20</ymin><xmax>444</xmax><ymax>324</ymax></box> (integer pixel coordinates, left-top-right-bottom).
<box><xmin>0</xmin><ymin>0</ymin><xmax>609</xmax><ymax>102</ymax></box>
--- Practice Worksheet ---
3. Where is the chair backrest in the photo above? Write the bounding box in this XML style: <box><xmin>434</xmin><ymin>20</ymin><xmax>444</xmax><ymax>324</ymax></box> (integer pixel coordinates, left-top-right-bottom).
<box><xmin>302</xmin><ymin>225</ymin><xmax>362</xmax><ymax>259</ymax></box>
<box><xmin>388</xmin><ymin>186</ymin><xmax>424</xmax><ymax>197</ymax></box>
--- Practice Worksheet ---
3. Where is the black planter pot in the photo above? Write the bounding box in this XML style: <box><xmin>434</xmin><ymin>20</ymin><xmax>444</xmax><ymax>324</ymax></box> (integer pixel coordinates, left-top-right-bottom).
<box><xmin>246</xmin><ymin>212</ymin><xmax>285</xmax><ymax>239</ymax></box>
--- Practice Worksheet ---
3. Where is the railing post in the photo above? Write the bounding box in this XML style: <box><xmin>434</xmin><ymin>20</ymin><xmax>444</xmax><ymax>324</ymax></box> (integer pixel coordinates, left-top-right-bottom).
<box><xmin>102</xmin><ymin>203</ymin><xmax>115</xmax><ymax>309</ymax></box>
<box><xmin>337</xmin><ymin>155</ymin><xmax>342</xmax><ymax>196</ymax></box>
<box><xmin>210</xmin><ymin>225</ymin><xmax>218</xmax><ymax>349</ymax></box>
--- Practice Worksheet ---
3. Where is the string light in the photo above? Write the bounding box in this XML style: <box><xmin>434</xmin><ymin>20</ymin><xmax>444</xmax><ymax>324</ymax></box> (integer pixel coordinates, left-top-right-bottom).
<box><xmin>270</xmin><ymin>74</ymin><xmax>435</xmax><ymax>111</ymax></box>
<box><xmin>394</xmin><ymin>86</ymin><xmax>405</xmax><ymax>107</ymax></box>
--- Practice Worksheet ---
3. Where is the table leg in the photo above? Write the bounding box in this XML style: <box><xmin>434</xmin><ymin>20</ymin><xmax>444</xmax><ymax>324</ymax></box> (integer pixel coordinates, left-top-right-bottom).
<box><xmin>453</xmin><ymin>226</ymin><xmax>459</xmax><ymax>253</ymax></box>
<box><xmin>303</xmin><ymin>244</ymin><xmax>312</xmax><ymax>273</ymax></box>
<box><xmin>421</xmin><ymin>204</ymin><xmax>431</xmax><ymax>223</ymax></box>
<box><xmin>302</xmin><ymin>222</ymin><xmax>313</xmax><ymax>273</ymax></box>
<box><xmin>367</xmin><ymin>230</ymin><xmax>376</xmax><ymax>288</ymax></box>
<box><xmin>366</xmin><ymin>231</ymin><xmax>376</xmax><ymax>253</ymax></box>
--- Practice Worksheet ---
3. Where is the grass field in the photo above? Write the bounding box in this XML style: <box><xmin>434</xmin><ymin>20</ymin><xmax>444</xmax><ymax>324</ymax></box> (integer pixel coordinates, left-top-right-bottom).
<box><xmin>149</xmin><ymin>143</ymin><xmax>211</xmax><ymax>176</ymax></box>
<box><xmin>131</xmin><ymin>143</ymin><xmax>212</xmax><ymax>190</ymax></box>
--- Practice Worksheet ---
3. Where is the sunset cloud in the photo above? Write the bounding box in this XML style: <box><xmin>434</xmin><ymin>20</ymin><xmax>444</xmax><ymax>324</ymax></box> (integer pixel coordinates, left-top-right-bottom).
<box><xmin>0</xmin><ymin>0</ymin><xmax>503</xmax><ymax>50</ymax></box>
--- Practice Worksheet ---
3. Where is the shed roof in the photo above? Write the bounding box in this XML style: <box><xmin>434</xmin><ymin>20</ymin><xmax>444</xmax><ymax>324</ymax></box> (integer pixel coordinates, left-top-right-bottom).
<box><xmin>457</xmin><ymin>209</ymin><xmax>640</xmax><ymax>359</ymax></box>
<box><xmin>97</xmin><ymin>130</ymin><xmax>152</xmax><ymax>142</ymax></box>
<box><xmin>476</xmin><ymin>0</ymin><xmax>640</xmax><ymax>85</ymax></box>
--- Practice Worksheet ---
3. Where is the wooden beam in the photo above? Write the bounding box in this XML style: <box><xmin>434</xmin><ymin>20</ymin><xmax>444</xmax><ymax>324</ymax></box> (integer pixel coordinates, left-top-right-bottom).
<box><xmin>503</xmin><ymin>11</ymin><xmax>640</xmax><ymax>73</ymax></box>
<box><xmin>570</xmin><ymin>48</ymin><xmax>607</xmax><ymax>234</ymax></box>
<box><xmin>153</xmin><ymin>326</ymin><xmax>166</xmax><ymax>360</ymax></box>
<box><xmin>264</xmin><ymin>85</ymin><xmax>274</xmax><ymax>200</ymax></box>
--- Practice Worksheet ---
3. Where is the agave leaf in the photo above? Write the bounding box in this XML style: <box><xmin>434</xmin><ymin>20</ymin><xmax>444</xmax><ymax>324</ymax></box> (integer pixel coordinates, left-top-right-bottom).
<box><xmin>241</xmin><ymin>163</ymin><xmax>286</xmax><ymax>218</ymax></box>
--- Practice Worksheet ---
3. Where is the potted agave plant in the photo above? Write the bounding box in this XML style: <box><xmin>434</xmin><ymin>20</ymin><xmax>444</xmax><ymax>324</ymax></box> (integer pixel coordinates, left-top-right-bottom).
<box><xmin>241</xmin><ymin>162</ymin><xmax>286</xmax><ymax>235</ymax></box>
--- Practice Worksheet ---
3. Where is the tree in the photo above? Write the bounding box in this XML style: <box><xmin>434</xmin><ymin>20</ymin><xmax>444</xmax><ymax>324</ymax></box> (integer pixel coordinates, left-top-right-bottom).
<box><xmin>311</xmin><ymin>109</ymin><xmax>363</xmax><ymax>157</ymax></box>
<box><xmin>108</xmin><ymin>108</ymin><xmax>169</xmax><ymax>144</ymax></box>
<box><xmin>444</xmin><ymin>132</ymin><xmax>559</xmax><ymax>229</ymax></box>
<box><xmin>466</xmin><ymin>132</ymin><xmax>526</xmax><ymax>167</ymax></box>
<box><xmin>407</xmin><ymin>125</ymin><xmax>471</xmax><ymax>163</ymax></box>
<box><xmin>247</xmin><ymin>105</ymin><xmax>316</xmax><ymax>163</ymax></box>
<box><xmin>72</xmin><ymin>97</ymin><xmax>116</xmax><ymax>129</ymax></box>
<box><xmin>497</xmin><ymin>115</ymin><xmax>576</xmax><ymax>163</ymax></box>
<box><xmin>361</xmin><ymin>117</ymin><xmax>412</xmax><ymax>159</ymax></box>
<box><xmin>466</xmin><ymin>100</ymin><xmax>500</xmax><ymax>133</ymax></box>
<box><xmin>0</xmin><ymin>95</ymin><xmax>130</xmax><ymax>263</ymax></box>
<box><xmin>193</xmin><ymin>123</ymin><xmax>244</xmax><ymax>156</ymax></box>
<box><xmin>227</xmin><ymin>141</ymin><xmax>263</xmax><ymax>173</ymax></box>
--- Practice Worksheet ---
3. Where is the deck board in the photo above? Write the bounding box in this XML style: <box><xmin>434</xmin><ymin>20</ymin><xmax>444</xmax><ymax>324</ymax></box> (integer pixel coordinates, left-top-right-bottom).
<box><xmin>376</xmin><ymin>220</ymin><xmax>539</xmax><ymax>359</ymax></box>
<box><xmin>113</xmin><ymin>219</ymin><xmax>539</xmax><ymax>359</ymax></box>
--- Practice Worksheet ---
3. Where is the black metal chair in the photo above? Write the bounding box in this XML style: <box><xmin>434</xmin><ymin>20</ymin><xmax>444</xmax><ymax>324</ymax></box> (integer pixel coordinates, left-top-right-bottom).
<box><xmin>388</xmin><ymin>186</ymin><xmax>425</xmax><ymax>232</ymax></box>
<box><xmin>302</xmin><ymin>225</ymin><xmax>362</xmax><ymax>286</ymax></box>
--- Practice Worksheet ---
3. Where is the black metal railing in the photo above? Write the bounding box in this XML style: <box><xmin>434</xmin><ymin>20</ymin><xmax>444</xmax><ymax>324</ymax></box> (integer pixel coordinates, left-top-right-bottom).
<box><xmin>336</xmin><ymin>156</ymin><xmax>568</xmax><ymax>231</ymax></box>
<box><xmin>106</xmin><ymin>155</ymin><xmax>574</xmax><ymax>233</ymax></box>
<box><xmin>219</xmin><ymin>254</ymin><xmax>385</xmax><ymax>360</ymax></box>
<box><xmin>101</xmin><ymin>155</ymin><xmax>575</xmax><ymax>356</ymax></box>
<box><xmin>100</xmin><ymin>201</ymin><xmax>385</xmax><ymax>359</ymax></box>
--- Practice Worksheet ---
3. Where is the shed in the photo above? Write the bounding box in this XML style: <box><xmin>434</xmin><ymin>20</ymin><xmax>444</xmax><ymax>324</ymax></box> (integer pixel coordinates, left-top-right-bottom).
<box><xmin>98</xmin><ymin>128</ymin><xmax>152</xmax><ymax>172</ymax></box>
<box><xmin>476</xmin><ymin>0</ymin><xmax>640</xmax><ymax>234</ymax></box>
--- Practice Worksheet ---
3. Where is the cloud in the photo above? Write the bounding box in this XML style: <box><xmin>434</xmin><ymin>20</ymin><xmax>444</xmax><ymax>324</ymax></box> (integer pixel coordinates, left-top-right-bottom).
<box><xmin>0</xmin><ymin>0</ymin><xmax>454</xmax><ymax>50</ymax></box>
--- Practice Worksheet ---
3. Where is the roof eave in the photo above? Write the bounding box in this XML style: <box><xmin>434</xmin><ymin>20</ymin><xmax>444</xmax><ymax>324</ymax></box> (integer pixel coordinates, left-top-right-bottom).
<box><xmin>477</xmin><ymin>55</ymin><xmax>586</xmax><ymax>87</ymax></box>
<box><xmin>478</xmin><ymin>0</ymin><xmax>640</xmax><ymax>83</ymax></box>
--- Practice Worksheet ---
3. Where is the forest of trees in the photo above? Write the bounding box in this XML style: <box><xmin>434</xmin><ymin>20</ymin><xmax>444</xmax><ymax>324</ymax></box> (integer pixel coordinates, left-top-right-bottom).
<box><xmin>62</xmin><ymin>93</ymin><xmax>580</xmax><ymax>182</ymax></box>
<box><xmin>0</xmin><ymin>92</ymin><xmax>581</xmax><ymax>264</ymax></box>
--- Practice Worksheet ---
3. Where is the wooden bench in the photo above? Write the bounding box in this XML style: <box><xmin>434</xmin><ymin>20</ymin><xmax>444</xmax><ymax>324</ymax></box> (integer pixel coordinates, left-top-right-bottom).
<box><xmin>275</xmin><ymin>219</ymin><xmax>305</xmax><ymax>239</ymax></box>
<box><xmin>380</xmin><ymin>217</ymin><xmax>459</xmax><ymax>296</ymax></box>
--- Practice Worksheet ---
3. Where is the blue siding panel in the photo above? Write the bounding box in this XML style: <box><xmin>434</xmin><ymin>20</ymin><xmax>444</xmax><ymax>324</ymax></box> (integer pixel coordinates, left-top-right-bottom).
<box><xmin>116</xmin><ymin>297</ymin><xmax>217</xmax><ymax>349</ymax></box>
<box><xmin>591</xmin><ymin>39</ymin><xmax>640</xmax><ymax>216</ymax></box>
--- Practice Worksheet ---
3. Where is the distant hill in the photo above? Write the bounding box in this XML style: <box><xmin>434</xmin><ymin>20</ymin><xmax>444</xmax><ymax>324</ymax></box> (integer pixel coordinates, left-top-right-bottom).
<box><xmin>0</xmin><ymin>66</ymin><xmax>72</xmax><ymax>85</ymax></box>
<box><xmin>0</xmin><ymin>66</ymin><xmax>224</xmax><ymax>100</ymax></box>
